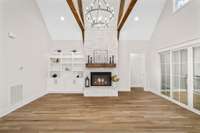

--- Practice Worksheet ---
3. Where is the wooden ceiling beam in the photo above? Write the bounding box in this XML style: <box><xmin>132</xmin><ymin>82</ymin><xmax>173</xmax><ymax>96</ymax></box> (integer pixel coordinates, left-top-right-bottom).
<box><xmin>117</xmin><ymin>0</ymin><xmax>125</xmax><ymax>26</ymax></box>
<box><xmin>117</xmin><ymin>0</ymin><xmax>125</xmax><ymax>40</ymax></box>
<box><xmin>77</xmin><ymin>0</ymin><xmax>84</xmax><ymax>25</ymax></box>
<box><xmin>117</xmin><ymin>0</ymin><xmax>137</xmax><ymax>39</ymax></box>
<box><xmin>66</xmin><ymin>0</ymin><xmax>85</xmax><ymax>42</ymax></box>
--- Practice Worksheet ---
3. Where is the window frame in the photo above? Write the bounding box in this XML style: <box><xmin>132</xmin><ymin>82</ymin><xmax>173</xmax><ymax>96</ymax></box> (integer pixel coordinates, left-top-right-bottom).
<box><xmin>173</xmin><ymin>0</ymin><xmax>191</xmax><ymax>13</ymax></box>
<box><xmin>158</xmin><ymin>38</ymin><xmax>200</xmax><ymax>114</ymax></box>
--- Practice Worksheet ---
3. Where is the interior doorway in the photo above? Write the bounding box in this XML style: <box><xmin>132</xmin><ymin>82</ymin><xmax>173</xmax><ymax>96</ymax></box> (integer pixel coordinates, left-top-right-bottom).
<box><xmin>130</xmin><ymin>53</ymin><xmax>146</xmax><ymax>90</ymax></box>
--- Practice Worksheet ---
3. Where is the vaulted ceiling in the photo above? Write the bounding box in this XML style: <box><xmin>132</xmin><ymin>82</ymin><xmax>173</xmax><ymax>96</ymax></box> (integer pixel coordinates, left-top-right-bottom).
<box><xmin>120</xmin><ymin>0</ymin><xmax>166</xmax><ymax>40</ymax></box>
<box><xmin>35</xmin><ymin>0</ymin><xmax>166</xmax><ymax>41</ymax></box>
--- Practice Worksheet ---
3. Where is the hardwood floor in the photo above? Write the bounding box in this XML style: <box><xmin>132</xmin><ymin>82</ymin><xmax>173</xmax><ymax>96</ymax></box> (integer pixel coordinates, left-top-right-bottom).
<box><xmin>0</xmin><ymin>88</ymin><xmax>200</xmax><ymax>133</ymax></box>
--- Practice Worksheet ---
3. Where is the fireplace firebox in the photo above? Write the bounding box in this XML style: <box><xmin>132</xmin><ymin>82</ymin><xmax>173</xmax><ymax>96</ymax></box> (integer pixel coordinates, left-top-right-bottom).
<box><xmin>91</xmin><ymin>72</ymin><xmax>112</xmax><ymax>86</ymax></box>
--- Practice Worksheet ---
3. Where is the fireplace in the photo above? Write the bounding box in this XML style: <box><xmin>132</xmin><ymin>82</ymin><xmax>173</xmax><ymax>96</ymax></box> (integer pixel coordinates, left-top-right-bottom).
<box><xmin>91</xmin><ymin>72</ymin><xmax>112</xmax><ymax>86</ymax></box>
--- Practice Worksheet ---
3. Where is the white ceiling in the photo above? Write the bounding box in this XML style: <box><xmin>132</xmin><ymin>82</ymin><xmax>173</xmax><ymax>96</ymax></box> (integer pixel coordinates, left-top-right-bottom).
<box><xmin>120</xmin><ymin>0</ymin><xmax>166</xmax><ymax>40</ymax></box>
<box><xmin>35</xmin><ymin>0</ymin><xmax>82</xmax><ymax>40</ymax></box>
<box><xmin>35</xmin><ymin>0</ymin><xmax>166</xmax><ymax>40</ymax></box>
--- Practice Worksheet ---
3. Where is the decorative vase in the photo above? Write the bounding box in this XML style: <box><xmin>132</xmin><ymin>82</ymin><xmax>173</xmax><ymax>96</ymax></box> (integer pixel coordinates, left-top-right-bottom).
<box><xmin>88</xmin><ymin>55</ymin><xmax>90</xmax><ymax>64</ymax></box>
<box><xmin>90</xmin><ymin>57</ymin><xmax>93</xmax><ymax>64</ymax></box>
<box><xmin>112</xmin><ymin>55</ymin><xmax>114</xmax><ymax>64</ymax></box>
<box><xmin>109</xmin><ymin>57</ymin><xmax>112</xmax><ymax>64</ymax></box>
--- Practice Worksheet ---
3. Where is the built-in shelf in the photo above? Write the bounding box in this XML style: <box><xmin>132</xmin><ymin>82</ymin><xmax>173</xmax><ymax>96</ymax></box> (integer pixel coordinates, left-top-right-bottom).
<box><xmin>86</xmin><ymin>63</ymin><xmax>116</xmax><ymax>68</ymax></box>
<box><xmin>48</xmin><ymin>52</ymin><xmax>85</xmax><ymax>77</ymax></box>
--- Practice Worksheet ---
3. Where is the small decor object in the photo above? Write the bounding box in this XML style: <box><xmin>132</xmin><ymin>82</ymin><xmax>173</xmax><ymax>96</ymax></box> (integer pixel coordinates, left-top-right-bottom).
<box><xmin>85</xmin><ymin>76</ymin><xmax>90</xmax><ymax>87</ymax></box>
<box><xmin>56</xmin><ymin>58</ymin><xmax>60</xmax><ymax>63</ymax></box>
<box><xmin>109</xmin><ymin>57</ymin><xmax>112</xmax><ymax>64</ymax></box>
<box><xmin>72</xmin><ymin>49</ymin><xmax>77</xmax><ymax>53</ymax></box>
<box><xmin>90</xmin><ymin>56</ymin><xmax>92</xmax><ymax>63</ymax></box>
<box><xmin>93</xmin><ymin>50</ymin><xmax>108</xmax><ymax>64</ymax></box>
<box><xmin>112</xmin><ymin>55</ymin><xmax>115</xmax><ymax>64</ymax></box>
<box><xmin>88</xmin><ymin>55</ymin><xmax>90</xmax><ymax>64</ymax></box>
<box><xmin>50</xmin><ymin>58</ymin><xmax>60</xmax><ymax>63</ymax></box>
<box><xmin>112</xmin><ymin>75</ymin><xmax>120</xmax><ymax>82</ymax></box>
<box><xmin>51</xmin><ymin>73</ymin><xmax>59</xmax><ymax>84</ymax></box>
<box><xmin>57</xmin><ymin>49</ymin><xmax>62</xmax><ymax>53</ymax></box>
<box><xmin>52</xmin><ymin>74</ymin><xmax>58</xmax><ymax>78</ymax></box>
<box><xmin>50</xmin><ymin>72</ymin><xmax>60</xmax><ymax>79</ymax></box>
<box><xmin>8</xmin><ymin>32</ymin><xmax>16</xmax><ymax>39</ymax></box>
<box><xmin>65</xmin><ymin>67</ymin><xmax>70</xmax><ymax>71</ymax></box>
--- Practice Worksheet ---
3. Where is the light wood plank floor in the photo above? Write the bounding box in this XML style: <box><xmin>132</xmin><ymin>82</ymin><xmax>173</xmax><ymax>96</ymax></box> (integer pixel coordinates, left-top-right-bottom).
<box><xmin>0</xmin><ymin>88</ymin><xmax>200</xmax><ymax>133</ymax></box>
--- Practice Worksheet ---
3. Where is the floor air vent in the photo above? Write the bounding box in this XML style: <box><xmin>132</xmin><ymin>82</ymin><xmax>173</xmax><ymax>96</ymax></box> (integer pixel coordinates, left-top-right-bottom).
<box><xmin>10</xmin><ymin>84</ymin><xmax>23</xmax><ymax>105</ymax></box>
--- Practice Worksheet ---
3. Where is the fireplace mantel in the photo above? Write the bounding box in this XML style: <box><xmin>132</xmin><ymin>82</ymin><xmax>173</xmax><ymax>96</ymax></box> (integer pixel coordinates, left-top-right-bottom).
<box><xmin>86</xmin><ymin>63</ymin><xmax>116</xmax><ymax>68</ymax></box>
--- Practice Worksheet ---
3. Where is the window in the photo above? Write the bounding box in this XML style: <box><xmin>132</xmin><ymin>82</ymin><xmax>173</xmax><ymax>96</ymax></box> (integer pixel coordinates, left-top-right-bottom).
<box><xmin>160</xmin><ymin>51</ymin><xmax>171</xmax><ymax>97</ymax></box>
<box><xmin>159</xmin><ymin>41</ymin><xmax>200</xmax><ymax>113</ymax></box>
<box><xmin>172</xmin><ymin>49</ymin><xmax>188</xmax><ymax>105</ymax></box>
<box><xmin>174</xmin><ymin>0</ymin><xmax>190</xmax><ymax>12</ymax></box>
<box><xmin>193</xmin><ymin>47</ymin><xmax>200</xmax><ymax>110</ymax></box>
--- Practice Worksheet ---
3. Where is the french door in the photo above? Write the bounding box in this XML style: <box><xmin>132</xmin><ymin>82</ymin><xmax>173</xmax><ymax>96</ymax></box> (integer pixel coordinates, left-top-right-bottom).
<box><xmin>172</xmin><ymin>49</ymin><xmax>188</xmax><ymax>105</ymax></box>
<box><xmin>193</xmin><ymin>47</ymin><xmax>200</xmax><ymax>110</ymax></box>
<box><xmin>160</xmin><ymin>51</ymin><xmax>170</xmax><ymax>97</ymax></box>
<box><xmin>160</xmin><ymin>43</ymin><xmax>200</xmax><ymax>112</ymax></box>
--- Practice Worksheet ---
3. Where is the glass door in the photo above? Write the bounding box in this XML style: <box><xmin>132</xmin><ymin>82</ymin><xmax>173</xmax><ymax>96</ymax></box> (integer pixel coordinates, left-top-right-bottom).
<box><xmin>160</xmin><ymin>51</ymin><xmax>170</xmax><ymax>97</ymax></box>
<box><xmin>172</xmin><ymin>51</ymin><xmax>180</xmax><ymax>101</ymax></box>
<box><xmin>180</xmin><ymin>49</ymin><xmax>188</xmax><ymax>104</ymax></box>
<box><xmin>193</xmin><ymin>47</ymin><xmax>200</xmax><ymax>110</ymax></box>
<box><xmin>172</xmin><ymin>49</ymin><xmax>188</xmax><ymax>105</ymax></box>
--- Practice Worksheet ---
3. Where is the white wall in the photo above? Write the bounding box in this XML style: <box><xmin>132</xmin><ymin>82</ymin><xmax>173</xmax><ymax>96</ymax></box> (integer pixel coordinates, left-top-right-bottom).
<box><xmin>147</xmin><ymin>0</ymin><xmax>200</xmax><ymax>93</ymax></box>
<box><xmin>0</xmin><ymin>0</ymin><xmax>51</xmax><ymax>117</ymax></box>
<box><xmin>118</xmin><ymin>41</ymin><xmax>148</xmax><ymax>91</ymax></box>
<box><xmin>0</xmin><ymin>0</ymin><xmax>6</xmax><ymax>116</ymax></box>
<box><xmin>49</xmin><ymin>40</ymin><xmax>83</xmax><ymax>53</ymax></box>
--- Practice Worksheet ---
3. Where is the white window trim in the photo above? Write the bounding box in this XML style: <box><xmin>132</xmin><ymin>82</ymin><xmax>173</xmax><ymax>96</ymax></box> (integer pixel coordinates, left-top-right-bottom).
<box><xmin>158</xmin><ymin>38</ymin><xmax>200</xmax><ymax>53</ymax></box>
<box><xmin>173</xmin><ymin>0</ymin><xmax>191</xmax><ymax>13</ymax></box>
<box><xmin>158</xmin><ymin>37</ymin><xmax>200</xmax><ymax>115</ymax></box>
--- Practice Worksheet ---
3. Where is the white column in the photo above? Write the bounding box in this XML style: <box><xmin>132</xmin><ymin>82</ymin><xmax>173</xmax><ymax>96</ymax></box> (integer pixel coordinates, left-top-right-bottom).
<box><xmin>188</xmin><ymin>47</ymin><xmax>193</xmax><ymax>108</ymax></box>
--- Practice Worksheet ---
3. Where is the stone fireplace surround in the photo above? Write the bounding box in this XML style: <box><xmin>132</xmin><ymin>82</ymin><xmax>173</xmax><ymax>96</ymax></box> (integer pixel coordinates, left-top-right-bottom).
<box><xmin>83</xmin><ymin>30</ymin><xmax>119</xmax><ymax>96</ymax></box>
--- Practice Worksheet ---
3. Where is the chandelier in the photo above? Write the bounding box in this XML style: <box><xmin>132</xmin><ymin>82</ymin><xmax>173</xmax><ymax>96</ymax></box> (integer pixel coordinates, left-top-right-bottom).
<box><xmin>85</xmin><ymin>0</ymin><xmax>115</xmax><ymax>28</ymax></box>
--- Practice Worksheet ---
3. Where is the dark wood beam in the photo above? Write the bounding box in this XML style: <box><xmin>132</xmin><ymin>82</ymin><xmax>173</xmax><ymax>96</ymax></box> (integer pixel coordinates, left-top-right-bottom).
<box><xmin>117</xmin><ymin>0</ymin><xmax>137</xmax><ymax>39</ymax></box>
<box><xmin>117</xmin><ymin>0</ymin><xmax>125</xmax><ymax>40</ymax></box>
<box><xmin>77</xmin><ymin>0</ymin><xmax>84</xmax><ymax>25</ymax></box>
<box><xmin>66</xmin><ymin>0</ymin><xmax>84</xmax><ymax>42</ymax></box>
<box><xmin>117</xmin><ymin>0</ymin><xmax>125</xmax><ymax>25</ymax></box>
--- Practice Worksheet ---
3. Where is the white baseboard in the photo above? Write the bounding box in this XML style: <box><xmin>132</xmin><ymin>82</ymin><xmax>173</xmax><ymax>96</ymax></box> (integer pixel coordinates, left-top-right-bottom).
<box><xmin>84</xmin><ymin>88</ymin><xmax>118</xmax><ymax>97</ymax></box>
<box><xmin>131</xmin><ymin>86</ymin><xmax>149</xmax><ymax>92</ymax></box>
<box><xmin>131</xmin><ymin>86</ymin><xmax>143</xmax><ymax>88</ymax></box>
<box><xmin>118</xmin><ymin>90</ymin><xmax>131</xmax><ymax>92</ymax></box>
<box><xmin>48</xmin><ymin>90</ymin><xmax>83</xmax><ymax>94</ymax></box>
<box><xmin>118</xmin><ymin>88</ymin><xmax>131</xmax><ymax>92</ymax></box>
<box><xmin>0</xmin><ymin>92</ymin><xmax>47</xmax><ymax>118</ymax></box>
<box><xmin>151</xmin><ymin>90</ymin><xmax>200</xmax><ymax>115</ymax></box>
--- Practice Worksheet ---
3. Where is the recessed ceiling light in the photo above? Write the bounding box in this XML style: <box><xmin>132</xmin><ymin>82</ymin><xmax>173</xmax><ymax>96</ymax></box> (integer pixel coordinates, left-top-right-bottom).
<box><xmin>134</xmin><ymin>16</ymin><xmax>139</xmax><ymax>21</ymax></box>
<box><xmin>60</xmin><ymin>16</ymin><xmax>65</xmax><ymax>21</ymax></box>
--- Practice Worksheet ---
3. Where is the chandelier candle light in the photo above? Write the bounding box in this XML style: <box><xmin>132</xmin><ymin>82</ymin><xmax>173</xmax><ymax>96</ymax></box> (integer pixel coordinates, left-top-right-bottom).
<box><xmin>85</xmin><ymin>0</ymin><xmax>115</xmax><ymax>28</ymax></box>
